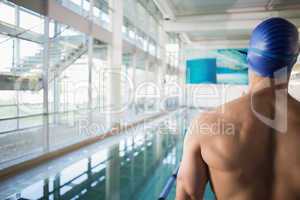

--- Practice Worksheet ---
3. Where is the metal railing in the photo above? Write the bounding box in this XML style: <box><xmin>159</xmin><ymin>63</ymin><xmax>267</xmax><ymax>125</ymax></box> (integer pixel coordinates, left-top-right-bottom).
<box><xmin>158</xmin><ymin>127</ymin><xmax>187</xmax><ymax>200</ymax></box>
<box><xmin>158</xmin><ymin>166</ymin><xmax>180</xmax><ymax>200</ymax></box>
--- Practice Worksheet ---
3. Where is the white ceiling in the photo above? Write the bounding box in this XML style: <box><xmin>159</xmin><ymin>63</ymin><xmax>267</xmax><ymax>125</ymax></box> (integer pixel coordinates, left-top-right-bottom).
<box><xmin>187</xmin><ymin>30</ymin><xmax>250</xmax><ymax>41</ymax></box>
<box><xmin>168</xmin><ymin>0</ymin><xmax>300</xmax><ymax>16</ymax></box>
<box><xmin>155</xmin><ymin>0</ymin><xmax>300</xmax><ymax>48</ymax></box>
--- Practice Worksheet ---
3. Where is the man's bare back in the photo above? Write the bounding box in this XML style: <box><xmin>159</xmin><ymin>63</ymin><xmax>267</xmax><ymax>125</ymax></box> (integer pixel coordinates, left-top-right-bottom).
<box><xmin>176</xmin><ymin>88</ymin><xmax>300</xmax><ymax>200</ymax></box>
<box><xmin>176</xmin><ymin>17</ymin><xmax>299</xmax><ymax>200</ymax></box>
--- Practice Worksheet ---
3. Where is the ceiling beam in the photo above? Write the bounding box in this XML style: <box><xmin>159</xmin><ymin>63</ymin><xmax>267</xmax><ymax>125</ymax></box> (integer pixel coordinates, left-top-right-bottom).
<box><xmin>164</xmin><ymin>9</ymin><xmax>300</xmax><ymax>33</ymax></box>
<box><xmin>180</xmin><ymin>33</ymin><xmax>192</xmax><ymax>44</ymax></box>
<box><xmin>164</xmin><ymin>20</ymin><xmax>259</xmax><ymax>33</ymax></box>
<box><xmin>184</xmin><ymin>40</ymin><xmax>249</xmax><ymax>50</ymax></box>
<box><xmin>164</xmin><ymin>17</ymin><xmax>300</xmax><ymax>33</ymax></box>
<box><xmin>152</xmin><ymin>0</ymin><xmax>175</xmax><ymax>20</ymax></box>
<box><xmin>175</xmin><ymin>9</ymin><xmax>300</xmax><ymax>23</ymax></box>
<box><xmin>153</xmin><ymin>0</ymin><xmax>194</xmax><ymax>45</ymax></box>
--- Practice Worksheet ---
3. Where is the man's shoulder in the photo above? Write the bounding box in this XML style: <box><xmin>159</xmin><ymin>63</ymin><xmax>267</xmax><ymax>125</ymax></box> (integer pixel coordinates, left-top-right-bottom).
<box><xmin>219</xmin><ymin>93</ymin><xmax>251</xmax><ymax>114</ymax></box>
<box><xmin>199</xmin><ymin>95</ymin><xmax>250</xmax><ymax>123</ymax></box>
<box><xmin>190</xmin><ymin>95</ymin><xmax>251</xmax><ymax>137</ymax></box>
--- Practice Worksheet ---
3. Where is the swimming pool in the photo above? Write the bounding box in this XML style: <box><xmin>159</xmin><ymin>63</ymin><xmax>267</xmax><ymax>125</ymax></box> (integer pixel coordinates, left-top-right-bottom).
<box><xmin>2</xmin><ymin>110</ymin><xmax>215</xmax><ymax>200</ymax></box>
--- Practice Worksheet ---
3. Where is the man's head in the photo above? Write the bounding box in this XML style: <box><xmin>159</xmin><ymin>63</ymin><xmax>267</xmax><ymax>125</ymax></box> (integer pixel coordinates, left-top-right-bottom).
<box><xmin>247</xmin><ymin>17</ymin><xmax>299</xmax><ymax>87</ymax></box>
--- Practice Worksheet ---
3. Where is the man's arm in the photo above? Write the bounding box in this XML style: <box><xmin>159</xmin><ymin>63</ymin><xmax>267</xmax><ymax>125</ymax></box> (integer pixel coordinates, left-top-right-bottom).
<box><xmin>176</xmin><ymin>120</ymin><xmax>209</xmax><ymax>200</ymax></box>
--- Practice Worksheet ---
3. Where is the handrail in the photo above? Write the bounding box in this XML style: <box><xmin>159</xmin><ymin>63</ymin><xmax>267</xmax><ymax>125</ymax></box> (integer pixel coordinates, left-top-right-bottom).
<box><xmin>0</xmin><ymin>20</ymin><xmax>73</xmax><ymax>45</ymax></box>
<box><xmin>0</xmin><ymin>20</ymin><xmax>44</xmax><ymax>45</ymax></box>
<box><xmin>0</xmin><ymin>105</ymin><xmax>111</xmax><ymax>135</ymax></box>
<box><xmin>0</xmin><ymin>105</ymin><xmax>100</xmax><ymax>123</ymax></box>
<box><xmin>95</xmin><ymin>0</ymin><xmax>112</xmax><ymax>13</ymax></box>
<box><xmin>0</xmin><ymin>20</ymin><xmax>82</xmax><ymax>73</ymax></box>
<box><xmin>50</xmin><ymin>25</ymin><xmax>72</xmax><ymax>41</ymax></box>
<box><xmin>61</xmin><ymin>0</ymin><xmax>114</xmax><ymax>14</ymax></box>
<box><xmin>158</xmin><ymin>166</ymin><xmax>180</xmax><ymax>200</ymax></box>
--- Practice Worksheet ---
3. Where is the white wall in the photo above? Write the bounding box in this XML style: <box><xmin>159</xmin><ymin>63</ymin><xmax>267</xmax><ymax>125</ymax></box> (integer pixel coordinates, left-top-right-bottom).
<box><xmin>186</xmin><ymin>84</ymin><xmax>248</xmax><ymax>108</ymax></box>
<box><xmin>186</xmin><ymin>79</ymin><xmax>300</xmax><ymax>109</ymax></box>
<box><xmin>289</xmin><ymin>74</ymin><xmax>300</xmax><ymax>101</ymax></box>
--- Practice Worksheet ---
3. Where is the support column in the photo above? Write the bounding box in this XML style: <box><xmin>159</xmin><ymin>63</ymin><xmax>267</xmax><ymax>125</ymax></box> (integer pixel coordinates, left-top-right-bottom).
<box><xmin>144</xmin><ymin>56</ymin><xmax>150</xmax><ymax>112</ymax></box>
<box><xmin>145</xmin><ymin>37</ymin><xmax>151</xmax><ymax>84</ymax></box>
<box><xmin>155</xmin><ymin>131</ymin><xmax>163</xmax><ymax>162</ymax></box>
<box><xmin>132</xmin><ymin>51</ymin><xmax>137</xmax><ymax>93</ymax></box>
<box><xmin>53</xmin><ymin>175</ymin><xmax>60</xmax><ymax>200</ymax></box>
<box><xmin>53</xmin><ymin>21</ymin><xmax>60</xmax><ymax>123</ymax></box>
<box><xmin>53</xmin><ymin>76</ymin><xmax>60</xmax><ymax>123</ymax></box>
<box><xmin>80</xmin><ymin>0</ymin><xmax>84</xmax><ymax>15</ymax></box>
<box><xmin>158</xmin><ymin>25</ymin><xmax>167</xmax><ymax>111</ymax></box>
<box><xmin>14</xmin><ymin>6</ymin><xmax>20</xmax><ymax>68</ymax></box>
<box><xmin>15</xmin><ymin>5</ymin><xmax>20</xmax><ymax>129</ymax></box>
<box><xmin>106</xmin><ymin>0</ymin><xmax>123</xmax><ymax>127</ymax></box>
<box><xmin>130</xmin><ymin>136</ymin><xmax>135</xmax><ymax>192</ymax></box>
<box><xmin>43</xmin><ymin>179</ymin><xmax>49</xmax><ymax>199</ymax></box>
<box><xmin>143</xmin><ymin>133</ymin><xmax>148</xmax><ymax>176</ymax></box>
<box><xmin>88</xmin><ymin>0</ymin><xmax>94</xmax><ymax>111</ymax></box>
<box><xmin>178</xmin><ymin>42</ymin><xmax>186</xmax><ymax>107</ymax></box>
<box><xmin>43</xmin><ymin>17</ymin><xmax>50</xmax><ymax>152</ymax></box>
<box><xmin>88</xmin><ymin>39</ymin><xmax>93</xmax><ymax>109</ymax></box>
<box><xmin>131</xmin><ymin>50</ymin><xmax>137</xmax><ymax>113</ymax></box>
<box><xmin>105</xmin><ymin>144</ymin><xmax>120</xmax><ymax>200</ymax></box>
<box><xmin>87</xmin><ymin>157</ymin><xmax>92</xmax><ymax>179</ymax></box>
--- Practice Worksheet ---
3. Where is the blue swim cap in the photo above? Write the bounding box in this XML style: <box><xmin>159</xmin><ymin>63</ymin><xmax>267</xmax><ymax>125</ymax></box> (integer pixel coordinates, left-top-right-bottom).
<box><xmin>247</xmin><ymin>17</ymin><xmax>299</xmax><ymax>77</ymax></box>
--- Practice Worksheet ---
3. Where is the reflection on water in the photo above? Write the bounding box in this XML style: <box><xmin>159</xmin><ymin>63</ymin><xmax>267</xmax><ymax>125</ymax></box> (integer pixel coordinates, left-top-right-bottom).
<box><xmin>8</xmin><ymin>112</ymin><xmax>186</xmax><ymax>200</ymax></box>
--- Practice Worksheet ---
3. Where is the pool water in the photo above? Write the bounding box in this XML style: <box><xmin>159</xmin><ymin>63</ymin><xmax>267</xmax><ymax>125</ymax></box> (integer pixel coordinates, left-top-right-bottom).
<box><xmin>4</xmin><ymin>110</ymin><xmax>215</xmax><ymax>200</ymax></box>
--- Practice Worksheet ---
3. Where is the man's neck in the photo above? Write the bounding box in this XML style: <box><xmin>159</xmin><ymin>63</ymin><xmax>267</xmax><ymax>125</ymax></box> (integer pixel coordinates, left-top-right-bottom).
<box><xmin>248</xmin><ymin>72</ymin><xmax>290</xmax><ymax>94</ymax></box>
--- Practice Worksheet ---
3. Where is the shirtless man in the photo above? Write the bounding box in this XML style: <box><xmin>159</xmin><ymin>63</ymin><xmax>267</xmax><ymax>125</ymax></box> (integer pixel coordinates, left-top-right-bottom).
<box><xmin>176</xmin><ymin>18</ymin><xmax>300</xmax><ymax>200</ymax></box>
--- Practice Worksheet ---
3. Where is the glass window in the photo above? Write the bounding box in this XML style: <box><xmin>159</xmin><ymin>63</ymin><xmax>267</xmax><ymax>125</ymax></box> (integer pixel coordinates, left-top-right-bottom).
<box><xmin>49</xmin><ymin>21</ymin><xmax>55</xmax><ymax>38</ymax></box>
<box><xmin>122</xmin><ymin>25</ymin><xmax>127</xmax><ymax>34</ymax></box>
<box><xmin>20</xmin><ymin>40</ymin><xmax>42</xmax><ymax>61</ymax></box>
<box><xmin>0</xmin><ymin>34</ymin><xmax>14</xmax><ymax>72</ymax></box>
<box><xmin>129</xmin><ymin>29</ymin><xmax>135</xmax><ymax>39</ymax></box>
<box><xmin>60</xmin><ymin>53</ymin><xmax>89</xmax><ymax>111</ymax></box>
<box><xmin>0</xmin><ymin>91</ymin><xmax>17</xmax><ymax>120</ymax></box>
<box><xmin>61</xmin><ymin>27</ymin><xmax>79</xmax><ymax>36</ymax></box>
<box><xmin>83</xmin><ymin>0</ymin><xmax>90</xmax><ymax>11</ymax></box>
<box><xmin>20</xmin><ymin>9</ymin><xmax>44</xmax><ymax>34</ymax></box>
<box><xmin>94</xmin><ymin>6</ymin><xmax>101</xmax><ymax>17</ymax></box>
<box><xmin>18</xmin><ymin>90</ymin><xmax>43</xmax><ymax>116</ymax></box>
<box><xmin>102</xmin><ymin>12</ymin><xmax>109</xmax><ymax>23</ymax></box>
<box><xmin>0</xmin><ymin>2</ymin><xmax>15</xmax><ymax>25</ymax></box>
<box><xmin>143</xmin><ymin>37</ymin><xmax>148</xmax><ymax>51</ymax></box>
<box><xmin>70</xmin><ymin>0</ymin><xmax>81</xmax><ymax>5</ymax></box>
